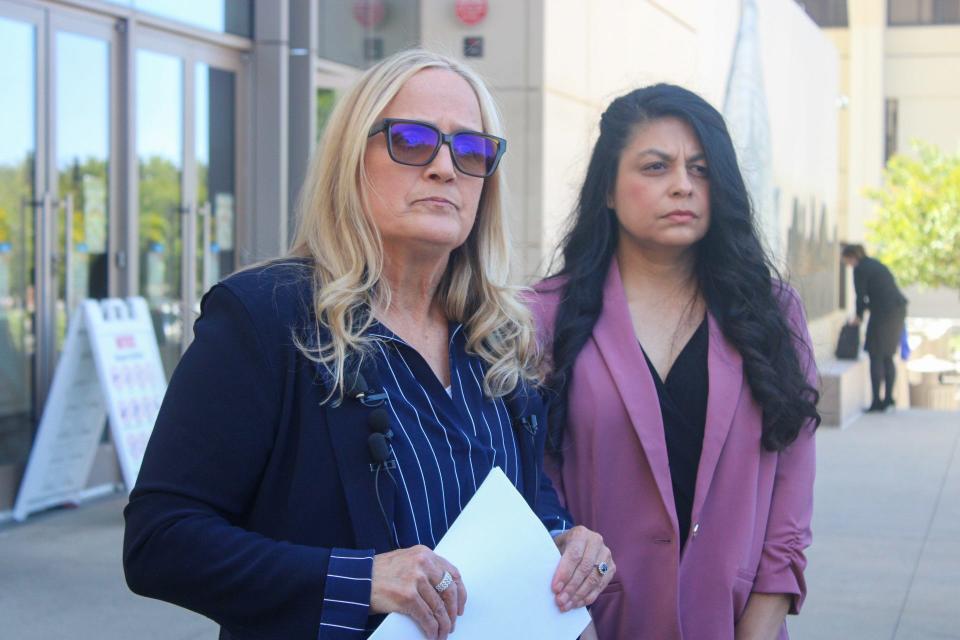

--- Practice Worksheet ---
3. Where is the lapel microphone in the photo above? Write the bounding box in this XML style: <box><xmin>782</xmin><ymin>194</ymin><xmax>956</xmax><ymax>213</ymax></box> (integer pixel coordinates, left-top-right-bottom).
<box><xmin>367</xmin><ymin>407</ymin><xmax>396</xmax><ymax>471</ymax></box>
<box><xmin>366</xmin><ymin>406</ymin><xmax>399</xmax><ymax>549</ymax></box>
<box><xmin>346</xmin><ymin>370</ymin><xmax>388</xmax><ymax>407</ymax></box>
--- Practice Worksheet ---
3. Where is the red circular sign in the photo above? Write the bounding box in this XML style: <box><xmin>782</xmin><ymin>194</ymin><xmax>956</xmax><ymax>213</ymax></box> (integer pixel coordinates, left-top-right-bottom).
<box><xmin>456</xmin><ymin>0</ymin><xmax>488</xmax><ymax>26</ymax></box>
<box><xmin>352</xmin><ymin>0</ymin><xmax>386</xmax><ymax>29</ymax></box>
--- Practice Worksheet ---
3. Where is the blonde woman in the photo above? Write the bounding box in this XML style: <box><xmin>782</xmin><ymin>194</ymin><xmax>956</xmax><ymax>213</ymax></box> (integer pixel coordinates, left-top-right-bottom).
<box><xmin>123</xmin><ymin>49</ymin><xmax>612</xmax><ymax>640</ymax></box>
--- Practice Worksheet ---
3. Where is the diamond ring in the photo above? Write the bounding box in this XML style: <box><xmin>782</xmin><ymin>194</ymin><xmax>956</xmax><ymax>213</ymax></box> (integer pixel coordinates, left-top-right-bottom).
<box><xmin>434</xmin><ymin>570</ymin><xmax>453</xmax><ymax>593</ymax></box>
<box><xmin>595</xmin><ymin>561</ymin><xmax>609</xmax><ymax>577</ymax></box>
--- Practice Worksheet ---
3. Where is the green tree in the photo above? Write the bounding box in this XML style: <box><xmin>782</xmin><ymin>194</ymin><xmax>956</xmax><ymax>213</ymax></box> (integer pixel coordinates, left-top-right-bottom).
<box><xmin>866</xmin><ymin>141</ymin><xmax>960</xmax><ymax>294</ymax></box>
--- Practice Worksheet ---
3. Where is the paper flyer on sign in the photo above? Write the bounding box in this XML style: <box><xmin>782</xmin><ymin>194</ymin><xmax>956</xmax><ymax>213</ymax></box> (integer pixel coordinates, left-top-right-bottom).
<box><xmin>369</xmin><ymin>467</ymin><xmax>591</xmax><ymax>640</ymax></box>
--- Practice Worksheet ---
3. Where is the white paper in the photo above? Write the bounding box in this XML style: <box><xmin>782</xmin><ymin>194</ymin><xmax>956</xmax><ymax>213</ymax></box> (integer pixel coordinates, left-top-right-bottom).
<box><xmin>369</xmin><ymin>467</ymin><xmax>591</xmax><ymax>640</ymax></box>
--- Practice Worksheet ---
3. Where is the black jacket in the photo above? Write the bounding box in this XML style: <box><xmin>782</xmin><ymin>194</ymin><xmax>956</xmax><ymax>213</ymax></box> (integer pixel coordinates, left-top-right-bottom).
<box><xmin>854</xmin><ymin>256</ymin><xmax>907</xmax><ymax>319</ymax></box>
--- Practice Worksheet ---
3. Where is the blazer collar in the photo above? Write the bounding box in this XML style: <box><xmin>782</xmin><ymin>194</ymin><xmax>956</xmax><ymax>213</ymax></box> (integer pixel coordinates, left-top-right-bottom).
<box><xmin>693</xmin><ymin>313</ymin><xmax>743</xmax><ymax>526</ymax></box>
<box><xmin>592</xmin><ymin>260</ymin><xmax>677</xmax><ymax>531</ymax></box>
<box><xmin>591</xmin><ymin>259</ymin><xmax>743</xmax><ymax>538</ymax></box>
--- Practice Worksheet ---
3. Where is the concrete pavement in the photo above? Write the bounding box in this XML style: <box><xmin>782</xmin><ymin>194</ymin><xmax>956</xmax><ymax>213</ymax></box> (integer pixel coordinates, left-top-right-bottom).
<box><xmin>1</xmin><ymin>409</ymin><xmax>957</xmax><ymax>639</ymax></box>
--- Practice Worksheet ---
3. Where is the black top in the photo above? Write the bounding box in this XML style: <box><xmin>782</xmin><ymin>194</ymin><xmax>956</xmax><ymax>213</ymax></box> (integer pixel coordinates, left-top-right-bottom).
<box><xmin>853</xmin><ymin>256</ymin><xmax>907</xmax><ymax>319</ymax></box>
<box><xmin>641</xmin><ymin>317</ymin><xmax>709</xmax><ymax>549</ymax></box>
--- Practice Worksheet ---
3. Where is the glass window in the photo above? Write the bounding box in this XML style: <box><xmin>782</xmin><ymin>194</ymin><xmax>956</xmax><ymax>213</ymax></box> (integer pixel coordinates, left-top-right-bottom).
<box><xmin>0</xmin><ymin>16</ymin><xmax>37</xmax><ymax>467</ymax></box>
<box><xmin>317</xmin><ymin>0</ymin><xmax>419</xmax><ymax>69</ymax></box>
<box><xmin>104</xmin><ymin>0</ymin><xmax>252</xmax><ymax>37</ymax></box>
<box><xmin>884</xmin><ymin>98</ymin><xmax>899</xmax><ymax>162</ymax></box>
<box><xmin>889</xmin><ymin>0</ymin><xmax>960</xmax><ymax>25</ymax></box>
<box><xmin>797</xmin><ymin>1</ymin><xmax>849</xmax><ymax>27</ymax></box>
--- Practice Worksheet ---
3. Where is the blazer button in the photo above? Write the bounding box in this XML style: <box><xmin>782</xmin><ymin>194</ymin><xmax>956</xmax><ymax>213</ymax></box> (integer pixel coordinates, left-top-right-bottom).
<box><xmin>692</xmin><ymin>523</ymin><xmax>700</xmax><ymax>537</ymax></box>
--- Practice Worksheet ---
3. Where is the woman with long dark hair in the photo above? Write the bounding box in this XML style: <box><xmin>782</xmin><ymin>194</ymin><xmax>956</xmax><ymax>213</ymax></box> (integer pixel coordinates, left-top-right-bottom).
<box><xmin>529</xmin><ymin>84</ymin><xmax>820</xmax><ymax>639</ymax></box>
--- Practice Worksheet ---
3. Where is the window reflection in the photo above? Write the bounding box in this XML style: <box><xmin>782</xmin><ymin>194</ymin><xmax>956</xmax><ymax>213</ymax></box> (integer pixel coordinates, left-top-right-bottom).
<box><xmin>104</xmin><ymin>0</ymin><xmax>252</xmax><ymax>37</ymax></box>
<box><xmin>195</xmin><ymin>63</ymin><xmax>236</xmax><ymax>302</ymax></box>
<box><xmin>136</xmin><ymin>49</ymin><xmax>183</xmax><ymax>376</ymax></box>
<box><xmin>889</xmin><ymin>0</ymin><xmax>960</xmax><ymax>25</ymax></box>
<box><xmin>796</xmin><ymin>1</ymin><xmax>849</xmax><ymax>27</ymax></box>
<box><xmin>0</xmin><ymin>16</ymin><xmax>36</xmax><ymax>466</ymax></box>
<box><xmin>56</xmin><ymin>31</ymin><xmax>111</xmax><ymax>349</ymax></box>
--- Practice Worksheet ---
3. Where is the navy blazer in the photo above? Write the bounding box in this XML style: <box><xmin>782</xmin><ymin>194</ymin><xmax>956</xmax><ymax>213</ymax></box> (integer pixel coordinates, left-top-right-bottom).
<box><xmin>122</xmin><ymin>261</ymin><xmax>569</xmax><ymax>640</ymax></box>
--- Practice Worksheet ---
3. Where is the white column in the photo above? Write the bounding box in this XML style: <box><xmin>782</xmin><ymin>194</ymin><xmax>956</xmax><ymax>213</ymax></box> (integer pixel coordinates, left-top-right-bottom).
<box><xmin>846</xmin><ymin>0</ymin><xmax>886</xmax><ymax>243</ymax></box>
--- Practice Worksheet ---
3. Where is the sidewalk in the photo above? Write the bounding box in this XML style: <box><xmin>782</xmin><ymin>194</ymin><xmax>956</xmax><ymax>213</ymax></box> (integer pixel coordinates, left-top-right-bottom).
<box><xmin>790</xmin><ymin>409</ymin><xmax>960</xmax><ymax>640</ymax></box>
<box><xmin>1</xmin><ymin>409</ymin><xmax>957</xmax><ymax>639</ymax></box>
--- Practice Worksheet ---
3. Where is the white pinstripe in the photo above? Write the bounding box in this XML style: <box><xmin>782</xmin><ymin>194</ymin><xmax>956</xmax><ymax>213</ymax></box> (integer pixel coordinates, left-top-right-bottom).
<box><xmin>376</xmin><ymin>341</ymin><xmax>438</xmax><ymax>547</ymax></box>
<box><xmin>394</xmin><ymin>350</ymin><xmax>464</xmax><ymax>515</ymax></box>
<box><xmin>319</xmin><ymin>622</ymin><xmax>366</xmax><ymax>631</ymax></box>
<box><xmin>454</xmin><ymin>367</ymin><xmax>480</xmax><ymax>493</ymax></box>
<box><xmin>466</xmin><ymin>360</ymin><xmax>501</xmax><ymax>470</ymax></box>
<box><xmin>393</xmin><ymin>348</ymin><xmax>453</xmax><ymax>530</ymax></box>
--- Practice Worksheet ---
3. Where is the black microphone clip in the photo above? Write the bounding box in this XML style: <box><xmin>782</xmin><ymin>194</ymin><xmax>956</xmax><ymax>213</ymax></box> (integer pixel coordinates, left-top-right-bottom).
<box><xmin>513</xmin><ymin>414</ymin><xmax>538</xmax><ymax>436</ymax></box>
<box><xmin>346</xmin><ymin>370</ymin><xmax>388</xmax><ymax>407</ymax></box>
<box><xmin>367</xmin><ymin>407</ymin><xmax>396</xmax><ymax>471</ymax></box>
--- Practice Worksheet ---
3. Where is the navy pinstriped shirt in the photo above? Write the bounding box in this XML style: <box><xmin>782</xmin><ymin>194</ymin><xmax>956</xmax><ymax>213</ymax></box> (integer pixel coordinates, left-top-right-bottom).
<box><xmin>317</xmin><ymin>320</ymin><xmax>571</xmax><ymax>638</ymax></box>
<box><xmin>371</xmin><ymin>320</ymin><xmax>531</xmax><ymax>548</ymax></box>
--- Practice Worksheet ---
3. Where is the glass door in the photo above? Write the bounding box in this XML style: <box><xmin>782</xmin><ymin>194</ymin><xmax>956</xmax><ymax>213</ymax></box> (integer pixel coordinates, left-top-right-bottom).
<box><xmin>0</xmin><ymin>2</ymin><xmax>115</xmax><ymax>471</ymax></box>
<box><xmin>51</xmin><ymin>15</ymin><xmax>114</xmax><ymax>349</ymax></box>
<box><xmin>136</xmin><ymin>48</ymin><xmax>184</xmax><ymax>376</ymax></box>
<box><xmin>191</xmin><ymin>61</ymin><xmax>236</xmax><ymax>340</ymax></box>
<box><xmin>135</xmin><ymin>32</ymin><xmax>240</xmax><ymax>375</ymax></box>
<box><xmin>0</xmin><ymin>3</ymin><xmax>41</xmax><ymax>469</ymax></box>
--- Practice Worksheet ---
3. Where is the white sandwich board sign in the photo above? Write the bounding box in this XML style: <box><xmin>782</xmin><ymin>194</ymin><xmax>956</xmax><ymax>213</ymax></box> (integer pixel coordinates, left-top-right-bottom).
<box><xmin>13</xmin><ymin>298</ymin><xmax>166</xmax><ymax>522</ymax></box>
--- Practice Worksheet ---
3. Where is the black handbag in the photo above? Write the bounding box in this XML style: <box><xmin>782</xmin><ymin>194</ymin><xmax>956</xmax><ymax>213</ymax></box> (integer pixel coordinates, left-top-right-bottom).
<box><xmin>835</xmin><ymin>323</ymin><xmax>860</xmax><ymax>360</ymax></box>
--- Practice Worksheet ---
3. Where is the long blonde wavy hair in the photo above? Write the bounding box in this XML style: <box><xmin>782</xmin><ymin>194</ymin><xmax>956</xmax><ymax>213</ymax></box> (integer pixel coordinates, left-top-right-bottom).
<box><xmin>289</xmin><ymin>49</ymin><xmax>541</xmax><ymax>402</ymax></box>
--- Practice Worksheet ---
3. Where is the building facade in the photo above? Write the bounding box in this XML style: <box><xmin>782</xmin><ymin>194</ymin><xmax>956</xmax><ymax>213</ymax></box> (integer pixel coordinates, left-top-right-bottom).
<box><xmin>0</xmin><ymin>0</ymin><xmax>840</xmax><ymax>514</ymax></box>
<box><xmin>800</xmin><ymin>0</ymin><xmax>960</xmax><ymax>319</ymax></box>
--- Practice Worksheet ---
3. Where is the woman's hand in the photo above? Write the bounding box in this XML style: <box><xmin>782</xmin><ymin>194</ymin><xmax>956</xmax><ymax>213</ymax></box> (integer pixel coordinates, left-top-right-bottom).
<box><xmin>370</xmin><ymin>545</ymin><xmax>466</xmax><ymax>640</ymax></box>
<box><xmin>734</xmin><ymin>593</ymin><xmax>790</xmax><ymax>640</ymax></box>
<box><xmin>551</xmin><ymin>525</ymin><xmax>615</xmax><ymax>612</ymax></box>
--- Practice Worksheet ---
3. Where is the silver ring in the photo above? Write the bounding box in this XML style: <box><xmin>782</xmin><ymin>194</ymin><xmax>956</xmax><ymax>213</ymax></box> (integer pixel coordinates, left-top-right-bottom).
<box><xmin>434</xmin><ymin>570</ymin><xmax>453</xmax><ymax>593</ymax></box>
<box><xmin>595</xmin><ymin>561</ymin><xmax>609</xmax><ymax>577</ymax></box>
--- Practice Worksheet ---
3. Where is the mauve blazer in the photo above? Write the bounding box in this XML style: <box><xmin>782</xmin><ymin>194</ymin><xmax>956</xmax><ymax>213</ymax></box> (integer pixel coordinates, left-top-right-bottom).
<box><xmin>530</xmin><ymin>260</ymin><xmax>817</xmax><ymax>640</ymax></box>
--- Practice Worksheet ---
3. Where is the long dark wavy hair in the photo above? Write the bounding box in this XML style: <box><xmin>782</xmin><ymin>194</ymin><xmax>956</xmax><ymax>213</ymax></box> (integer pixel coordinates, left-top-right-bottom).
<box><xmin>546</xmin><ymin>83</ymin><xmax>820</xmax><ymax>454</ymax></box>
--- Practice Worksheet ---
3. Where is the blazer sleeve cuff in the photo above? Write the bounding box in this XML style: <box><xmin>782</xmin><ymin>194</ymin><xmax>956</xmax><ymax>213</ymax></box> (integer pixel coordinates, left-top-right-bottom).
<box><xmin>752</xmin><ymin>555</ymin><xmax>807</xmax><ymax>615</ymax></box>
<box><xmin>318</xmin><ymin>548</ymin><xmax>375</xmax><ymax>638</ymax></box>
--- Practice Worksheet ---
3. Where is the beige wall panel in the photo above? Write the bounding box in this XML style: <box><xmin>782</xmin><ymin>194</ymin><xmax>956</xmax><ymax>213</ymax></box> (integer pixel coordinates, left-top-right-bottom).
<box><xmin>491</xmin><ymin>88</ymin><xmax>533</xmax><ymax>248</ymax></box>
<box><xmin>824</xmin><ymin>29</ymin><xmax>850</xmax><ymax>238</ymax></box>
<box><xmin>585</xmin><ymin>2</ymin><xmax>700</xmax><ymax>104</ymax></box>
<box><xmin>691</xmin><ymin>0</ymin><xmax>740</xmax><ymax>104</ymax></box>
<box><xmin>761</xmin><ymin>2</ymin><xmax>839</xmax><ymax>209</ymax></box>
<box><xmin>647</xmin><ymin>0</ymin><xmax>702</xmax><ymax>29</ymax></box>
<box><xmin>886</xmin><ymin>57</ymin><xmax>960</xmax><ymax>98</ymax></box>
<box><xmin>543</xmin><ymin>0</ymin><xmax>590</xmax><ymax>98</ymax></box>
<box><xmin>886</xmin><ymin>26</ymin><xmax>960</xmax><ymax>55</ymax></box>
<box><xmin>419</xmin><ymin>0</ymin><xmax>539</xmax><ymax>89</ymax></box>
<box><xmin>895</xmin><ymin>98</ymin><xmax>960</xmax><ymax>153</ymax></box>
<box><xmin>540</xmin><ymin>91</ymin><xmax>598</xmax><ymax>274</ymax></box>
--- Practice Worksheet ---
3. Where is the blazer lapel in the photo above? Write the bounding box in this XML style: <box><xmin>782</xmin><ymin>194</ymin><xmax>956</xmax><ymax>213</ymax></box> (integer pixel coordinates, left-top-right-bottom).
<box><xmin>323</xmin><ymin>381</ymin><xmax>398</xmax><ymax>553</ymax></box>
<box><xmin>689</xmin><ymin>313</ymin><xmax>743</xmax><ymax>527</ymax></box>
<box><xmin>591</xmin><ymin>260</ymin><xmax>679</xmax><ymax>533</ymax></box>
<box><xmin>505</xmin><ymin>384</ymin><xmax>544</xmax><ymax>510</ymax></box>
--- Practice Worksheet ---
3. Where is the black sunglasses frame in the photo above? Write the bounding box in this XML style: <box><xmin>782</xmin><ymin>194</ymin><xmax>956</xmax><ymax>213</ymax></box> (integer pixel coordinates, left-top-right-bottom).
<box><xmin>367</xmin><ymin>118</ymin><xmax>507</xmax><ymax>178</ymax></box>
